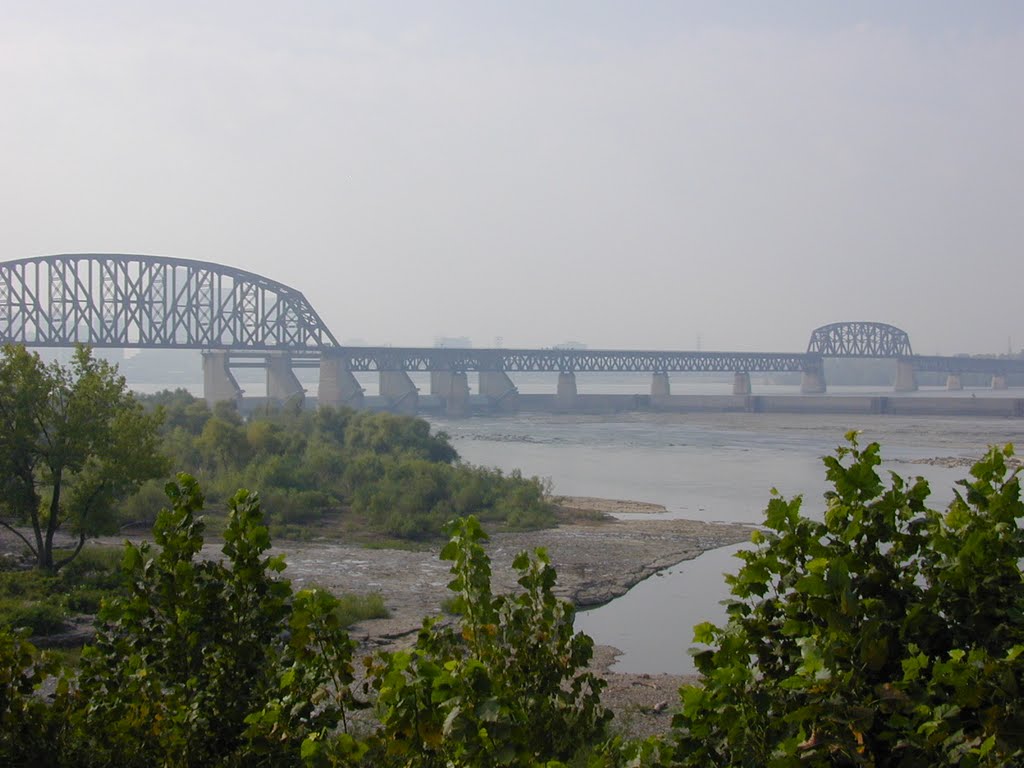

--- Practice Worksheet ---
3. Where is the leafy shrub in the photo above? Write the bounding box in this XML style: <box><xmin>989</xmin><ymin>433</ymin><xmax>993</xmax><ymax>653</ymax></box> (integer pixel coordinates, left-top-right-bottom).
<box><xmin>67</xmin><ymin>475</ymin><xmax>364</xmax><ymax>767</ymax></box>
<box><xmin>334</xmin><ymin>592</ymin><xmax>389</xmax><ymax>628</ymax></box>
<box><xmin>0</xmin><ymin>599</ymin><xmax>66</xmax><ymax>636</ymax></box>
<box><xmin>0</xmin><ymin>627</ymin><xmax>65</xmax><ymax>767</ymax></box>
<box><xmin>670</xmin><ymin>435</ymin><xmax>1024</xmax><ymax>767</ymax></box>
<box><xmin>365</xmin><ymin>516</ymin><xmax>611</xmax><ymax>766</ymax></box>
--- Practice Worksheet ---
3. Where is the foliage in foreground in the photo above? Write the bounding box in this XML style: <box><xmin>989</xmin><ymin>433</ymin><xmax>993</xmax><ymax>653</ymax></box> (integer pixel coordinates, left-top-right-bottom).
<box><xmin>3</xmin><ymin>438</ymin><xmax>1024</xmax><ymax>766</ymax></box>
<box><xmin>1</xmin><ymin>477</ymin><xmax>604</xmax><ymax>767</ymax></box>
<box><xmin>365</xmin><ymin>516</ymin><xmax>611</xmax><ymax>766</ymax></box>
<box><xmin>69</xmin><ymin>475</ymin><xmax>365</xmax><ymax>766</ymax></box>
<box><xmin>671</xmin><ymin>436</ymin><xmax>1024</xmax><ymax>767</ymax></box>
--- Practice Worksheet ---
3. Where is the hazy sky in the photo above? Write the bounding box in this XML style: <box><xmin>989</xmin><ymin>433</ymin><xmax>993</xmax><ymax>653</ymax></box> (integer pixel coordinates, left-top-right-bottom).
<box><xmin>2</xmin><ymin>2</ymin><xmax>1022</xmax><ymax>354</ymax></box>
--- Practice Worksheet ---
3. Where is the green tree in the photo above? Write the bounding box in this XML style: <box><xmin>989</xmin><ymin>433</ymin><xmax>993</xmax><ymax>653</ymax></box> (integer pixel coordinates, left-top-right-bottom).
<box><xmin>0</xmin><ymin>345</ymin><xmax>167</xmax><ymax>572</ymax></box>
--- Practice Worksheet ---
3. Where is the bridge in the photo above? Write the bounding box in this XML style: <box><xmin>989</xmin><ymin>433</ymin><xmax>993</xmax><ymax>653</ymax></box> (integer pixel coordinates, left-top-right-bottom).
<box><xmin>1</xmin><ymin>254</ymin><xmax>1021</xmax><ymax>414</ymax></box>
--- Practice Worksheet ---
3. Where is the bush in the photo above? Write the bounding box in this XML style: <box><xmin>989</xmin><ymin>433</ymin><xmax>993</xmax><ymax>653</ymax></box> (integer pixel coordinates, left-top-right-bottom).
<box><xmin>334</xmin><ymin>592</ymin><xmax>389</xmax><ymax>628</ymax></box>
<box><xmin>365</xmin><ymin>516</ymin><xmax>611</xmax><ymax>765</ymax></box>
<box><xmin>670</xmin><ymin>435</ymin><xmax>1024</xmax><ymax>767</ymax></box>
<box><xmin>0</xmin><ymin>599</ymin><xmax>66</xmax><ymax>636</ymax></box>
<box><xmin>67</xmin><ymin>475</ymin><xmax>365</xmax><ymax>766</ymax></box>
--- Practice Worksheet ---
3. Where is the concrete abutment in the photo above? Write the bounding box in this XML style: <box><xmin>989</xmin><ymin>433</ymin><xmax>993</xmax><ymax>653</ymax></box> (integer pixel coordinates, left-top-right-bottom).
<box><xmin>266</xmin><ymin>352</ymin><xmax>305</xmax><ymax>406</ymax></box>
<box><xmin>431</xmin><ymin>371</ymin><xmax>471</xmax><ymax>417</ymax></box>
<box><xmin>479</xmin><ymin>371</ymin><xmax>519</xmax><ymax>412</ymax></box>
<box><xmin>800</xmin><ymin>362</ymin><xmax>827</xmax><ymax>394</ymax></box>
<box><xmin>202</xmin><ymin>351</ymin><xmax>242</xmax><ymax>408</ymax></box>
<box><xmin>894</xmin><ymin>359</ymin><xmax>918</xmax><ymax>392</ymax></box>
<box><xmin>556</xmin><ymin>372</ymin><xmax>578</xmax><ymax>410</ymax></box>
<box><xmin>318</xmin><ymin>353</ymin><xmax>364</xmax><ymax>409</ymax></box>
<box><xmin>651</xmin><ymin>372</ymin><xmax>670</xmax><ymax>397</ymax></box>
<box><xmin>732</xmin><ymin>371</ymin><xmax>751</xmax><ymax>396</ymax></box>
<box><xmin>380</xmin><ymin>370</ymin><xmax>419</xmax><ymax>415</ymax></box>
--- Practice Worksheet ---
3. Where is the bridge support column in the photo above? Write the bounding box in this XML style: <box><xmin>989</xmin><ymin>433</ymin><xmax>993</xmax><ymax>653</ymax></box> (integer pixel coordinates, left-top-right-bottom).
<box><xmin>946</xmin><ymin>374</ymin><xmax>963</xmax><ymax>391</ymax></box>
<box><xmin>732</xmin><ymin>371</ymin><xmax>751</xmax><ymax>396</ymax></box>
<box><xmin>651</xmin><ymin>372</ymin><xmax>670</xmax><ymax>397</ymax></box>
<box><xmin>479</xmin><ymin>371</ymin><xmax>519</xmax><ymax>412</ymax></box>
<box><xmin>430</xmin><ymin>371</ymin><xmax>451</xmax><ymax>396</ymax></box>
<box><xmin>430</xmin><ymin>370</ymin><xmax>471</xmax><ymax>416</ymax></box>
<box><xmin>203</xmin><ymin>352</ymin><xmax>243</xmax><ymax>409</ymax></box>
<box><xmin>894</xmin><ymin>359</ymin><xmax>918</xmax><ymax>392</ymax></box>
<box><xmin>444</xmin><ymin>372</ymin><xmax>471</xmax><ymax>417</ymax></box>
<box><xmin>800</xmin><ymin>361</ymin><xmax>827</xmax><ymax>394</ymax></box>
<box><xmin>556</xmin><ymin>372</ymin><xmax>578</xmax><ymax>410</ymax></box>
<box><xmin>318</xmin><ymin>352</ymin><xmax>364</xmax><ymax>409</ymax></box>
<box><xmin>266</xmin><ymin>352</ymin><xmax>305</xmax><ymax>407</ymax></box>
<box><xmin>202</xmin><ymin>351</ymin><xmax>242</xmax><ymax>408</ymax></box>
<box><xmin>380</xmin><ymin>370</ymin><xmax>419</xmax><ymax>415</ymax></box>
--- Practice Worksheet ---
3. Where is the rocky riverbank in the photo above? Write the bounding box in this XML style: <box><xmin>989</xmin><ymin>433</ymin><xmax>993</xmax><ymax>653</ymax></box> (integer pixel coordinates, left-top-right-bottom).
<box><xmin>270</xmin><ymin>501</ymin><xmax>753</xmax><ymax>737</ymax></box>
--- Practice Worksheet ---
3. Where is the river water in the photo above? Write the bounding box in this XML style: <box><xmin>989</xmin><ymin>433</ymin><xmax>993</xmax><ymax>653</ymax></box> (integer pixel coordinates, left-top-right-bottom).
<box><xmin>428</xmin><ymin>402</ymin><xmax>1024</xmax><ymax>675</ymax></box>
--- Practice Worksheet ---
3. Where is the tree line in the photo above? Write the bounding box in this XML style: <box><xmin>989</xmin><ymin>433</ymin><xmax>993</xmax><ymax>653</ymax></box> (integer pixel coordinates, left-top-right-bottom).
<box><xmin>0</xmin><ymin>345</ymin><xmax>554</xmax><ymax>574</ymax></box>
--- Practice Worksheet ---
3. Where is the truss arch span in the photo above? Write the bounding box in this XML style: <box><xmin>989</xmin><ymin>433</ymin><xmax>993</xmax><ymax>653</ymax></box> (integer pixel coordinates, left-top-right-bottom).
<box><xmin>807</xmin><ymin>322</ymin><xmax>912</xmax><ymax>358</ymax></box>
<box><xmin>0</xmin><ymin>253</ymin><xmax>338</xmax><ymax>350</ymax></box>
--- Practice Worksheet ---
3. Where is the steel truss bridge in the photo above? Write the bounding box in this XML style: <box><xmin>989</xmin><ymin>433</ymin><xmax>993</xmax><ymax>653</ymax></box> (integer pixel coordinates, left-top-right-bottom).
<box><xmin>309</xmin><ymin>348</ymin><xmax>812</xmax><ymax>373</ymax></box>
<box><xmin>0</xmin><ymin>253</ymin><xmax>337</xmax><ymax>350</ymax></box>
<box><xmin>1</xmin><ymin>254</ymin><xmax>1022</xmax><ymax>379</ymax></box>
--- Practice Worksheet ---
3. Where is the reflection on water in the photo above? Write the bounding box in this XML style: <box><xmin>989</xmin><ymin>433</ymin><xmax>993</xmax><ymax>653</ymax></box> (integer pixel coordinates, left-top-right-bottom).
<box><xmin>575</xmin><ymin>543</ymin><xmax>748</xmax><ymax>675</ymax></box>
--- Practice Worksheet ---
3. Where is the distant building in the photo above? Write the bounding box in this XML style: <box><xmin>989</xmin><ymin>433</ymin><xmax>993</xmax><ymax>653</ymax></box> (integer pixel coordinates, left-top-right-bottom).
<box><xmin>434</xmin><ymin>336</ymin><xmax>473</xmax><ymax>348</ymax></box>
<box><xmin>554</xmin><ymin>341</ymin><xmax>587</xmax><ymax>350</ymax></box>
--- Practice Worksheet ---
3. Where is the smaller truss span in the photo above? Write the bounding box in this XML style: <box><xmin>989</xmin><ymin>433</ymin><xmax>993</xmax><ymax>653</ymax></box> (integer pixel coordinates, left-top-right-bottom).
<box><xmin>807</xmin><ymin>322</ymin><xmax>913</xmax><ymax>358</ymax></box>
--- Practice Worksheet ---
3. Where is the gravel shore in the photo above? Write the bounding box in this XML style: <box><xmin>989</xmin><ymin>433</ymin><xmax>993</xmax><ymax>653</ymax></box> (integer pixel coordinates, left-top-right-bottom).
<box><xmin>270</xmin><ymin>500</ymin><xmax>753</xmax><ymax>738</ymax></box>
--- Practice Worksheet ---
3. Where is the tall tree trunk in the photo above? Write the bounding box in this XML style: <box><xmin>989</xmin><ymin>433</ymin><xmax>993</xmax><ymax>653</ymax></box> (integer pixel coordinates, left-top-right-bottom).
<box><xmin>41</xmin><ymin>470</ymin><xmax>62</xmax><ymax>571</ymax></box>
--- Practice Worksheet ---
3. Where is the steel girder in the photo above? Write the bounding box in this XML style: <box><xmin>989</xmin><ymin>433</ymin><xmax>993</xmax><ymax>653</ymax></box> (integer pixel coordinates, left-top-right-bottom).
<box><xmin>0</xmin><ymin>254</ymin><xmax>339</xmax><ymax>350</ymax></box>
<box><xmin>907</xmin><ymin>355</ymin><xmax>1024</xmax><ymax>375</ymax></box>
<box><xmin>807</xmin><ymin>322</ymin><xmax>913</xmax><ymax>357</ymax></box>
<box><xmin>334</xmin><ymin>347</ymin><xmax>815</xmax><ymax>373</ymax></box>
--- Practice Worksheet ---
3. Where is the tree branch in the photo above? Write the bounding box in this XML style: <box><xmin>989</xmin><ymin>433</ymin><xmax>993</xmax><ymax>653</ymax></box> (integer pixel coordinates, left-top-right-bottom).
<box><xmin>0</xmin><ymin>518</ymin><xmax>39</xmax><ymax>558</ymax></box>
<box><xmin>54</xmin><ymin>530</ymin><xmax>87</xmax><ymax>572</ymax></box>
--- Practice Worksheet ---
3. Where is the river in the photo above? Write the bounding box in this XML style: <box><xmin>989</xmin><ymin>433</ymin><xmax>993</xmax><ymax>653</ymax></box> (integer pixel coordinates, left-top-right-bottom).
<box><xmin>428</xmin><ymin>405</ymin><xmax>1024</xmax><ymax>675</ymax></box>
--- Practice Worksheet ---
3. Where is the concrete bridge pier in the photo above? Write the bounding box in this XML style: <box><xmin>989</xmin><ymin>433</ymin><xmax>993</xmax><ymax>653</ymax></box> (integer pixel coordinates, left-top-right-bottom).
<box><xmin>479</xmin><ymin>371</ymin><xmax>519</xmax><ymax>412</ymax></box>
<box><xmin>651</xmin><ymin>372</ymin><xmax>671</xmax><ymax>397</ymax></box>
<box><xmin>800</xmin><ymin>361</ymin><xmax>827</xmax><ymax>394</ymax></box>
<box><xmin>318</xmin><ymin>353</ymin><xmax>364</xmax><ymax>409</ymax></box>
<box><xmin>732</xmin><ymin>371</ymin><xmax>751</xmax><ymax>396</ymax></box>
<box><xmin>946</xmin><ymin>374</ymin><xmax>963</xmax><ymax>391</ymax></box>
<box><xmin>432</xmin><ymin>371</ymin><xmax>471</xmax><ymax>416</ymax></box>
<box><xmin>266</xmin><ymin>352</ymin><xmax>305</xmax><ymax>406</ymax></box>
<box><xmin>894</xmin><ymin>359</ymin><xmax>918</xmax><ymax>392</ymax></box>
<box><xmin>556</xmin><ymin>372</ymin><xmax>578</xmax><ymax>410</ymax></box>
<box><xmin>993</xmin><ymin>374</ymin><xmax>1009</xmax><ymax>390</ymax></box>
<box><xmin>380</xmin><ymin>370</ymin><xmax>419</xmax><ymax>415</ymax></box>
<box><xmin>202</xmin><ymin>350</ymin><xmax>242</xmax><ymax>408</ymax></box>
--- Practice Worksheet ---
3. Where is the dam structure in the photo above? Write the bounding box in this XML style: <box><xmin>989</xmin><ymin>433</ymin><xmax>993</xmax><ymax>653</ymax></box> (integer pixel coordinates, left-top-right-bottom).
<box><xmin>1</xmin><ymin>254</ymin><xmax>1022</xmax><ymax>418</ymax></box>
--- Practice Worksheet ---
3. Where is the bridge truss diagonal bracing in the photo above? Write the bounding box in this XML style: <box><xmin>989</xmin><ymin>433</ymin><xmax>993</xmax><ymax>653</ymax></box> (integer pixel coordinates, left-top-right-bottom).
<box><xmin>807</xmin><ymin>322</ymin><xmax>913</xmax><ymax>358</ymax></box>
<box><xmin>0</xmin><ymin>254</ymin><xmax>339</xmax><ymax>351</ymax></box>
<box><xmin>336</xmin><ymin>347</ymin><xmax>815</xmax><ymax>374</ymax></box>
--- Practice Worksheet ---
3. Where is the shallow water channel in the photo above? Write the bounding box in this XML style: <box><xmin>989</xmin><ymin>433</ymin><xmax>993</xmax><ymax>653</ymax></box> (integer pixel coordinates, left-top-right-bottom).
<box><xmin>432</xmin><ymin>406</ymin><xmax>1024</xmax><ymax>675</ymax></box>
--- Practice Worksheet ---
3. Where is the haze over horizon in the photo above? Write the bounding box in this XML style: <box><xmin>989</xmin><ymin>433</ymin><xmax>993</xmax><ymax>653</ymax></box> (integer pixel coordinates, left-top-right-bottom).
<box><xmin>2</xmin><ymin>2</ymin><xmax>1021</xmax><ymax>356</ymax></box>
